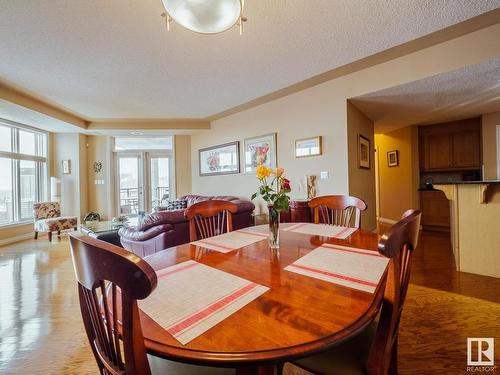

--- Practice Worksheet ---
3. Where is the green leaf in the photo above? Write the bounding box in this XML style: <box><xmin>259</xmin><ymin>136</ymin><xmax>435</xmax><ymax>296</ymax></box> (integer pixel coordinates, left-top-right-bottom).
<box><xmin>251</xmin><ymin>193</ymin><xmax>257</xmax><ymax>200</ymax></box>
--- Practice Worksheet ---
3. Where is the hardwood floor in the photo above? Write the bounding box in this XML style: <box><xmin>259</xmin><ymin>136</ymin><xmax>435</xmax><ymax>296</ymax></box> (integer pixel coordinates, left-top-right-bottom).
<box><xmin>0</xmin><ymin>230</ymin><xmax>499</xmax><ymax>374</ymax></box>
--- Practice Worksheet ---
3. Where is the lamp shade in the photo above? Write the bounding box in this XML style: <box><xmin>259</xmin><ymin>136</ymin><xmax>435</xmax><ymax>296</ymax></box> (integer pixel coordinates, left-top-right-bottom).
<box><xmin>161</xmin><ymin>0</ymin><xmax>242</xmax><ymax>34</ymax></box>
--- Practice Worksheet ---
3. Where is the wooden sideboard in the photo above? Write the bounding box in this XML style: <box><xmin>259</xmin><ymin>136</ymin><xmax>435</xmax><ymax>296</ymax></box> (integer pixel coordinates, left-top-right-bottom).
<box><xmin>280</xmin><ymin>199</ymin><xmax>311</xmax><ymax>223</ymax></box>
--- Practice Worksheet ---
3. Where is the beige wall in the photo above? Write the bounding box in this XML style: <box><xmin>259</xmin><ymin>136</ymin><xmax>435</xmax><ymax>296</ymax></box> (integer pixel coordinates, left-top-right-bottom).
<box><xmin>53</xmin><ymin>133</ymin><xmax>87</xmax><ymax>219</ymax></box>
<box><xmin>175</xmin><ymin>135</ymin><xmax>192</xmax><ymax>197</ymax></box>
<box><xmin>482</xmin><ymin>112</ymin><xmax>500</xmax><ymax>180</ymax></box>
<box><xmin>86</xmin><ymin>135</ymin><xmax>114</xmax><ymax>220</ymax></box>
<box><xmin>347</xmin><ymin>102</ymin><xmax>376</xmax><ymax>230</ymax></box>
<box><xmin>191</xmin><ymin>83</ymin><xmax>350</xmax><ymax>214</ymax></box>
<box><xmin>375</xmin><ymin>126</ymin><xmax>420</xmax><ymax>222</ymax></box>
<box><xmin>190</xmin><ymin>23</ymin><xmax>500</xmax><ymax>216</ymax></box>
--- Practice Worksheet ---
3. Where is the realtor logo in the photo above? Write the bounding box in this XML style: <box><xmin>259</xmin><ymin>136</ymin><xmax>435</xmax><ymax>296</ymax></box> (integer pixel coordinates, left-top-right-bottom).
<box><xmin>467</xmin><ymin>338</ymin><xmax>494</xmax><ymax>366</ymax></box>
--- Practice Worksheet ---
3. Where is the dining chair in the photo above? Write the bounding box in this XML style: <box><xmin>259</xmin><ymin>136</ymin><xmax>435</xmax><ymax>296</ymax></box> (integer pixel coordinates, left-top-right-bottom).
<box><xmin>288</xmin><ymin>209</ymin><xmax>422</xmax><ymax>375</ymax></box>
<box><xmin>308</xmin><ymin>195</ymin><xmax>367</xmax><ymax>228</ymax></box>
<box><xmin>185</xmin><ymin>200</ymin><xmax>238</xmax><ymax>241</ymax></box>
<box><xmin>69</xmin><ymin>232</ymin><xmax>234</xmax><ymax>375</ymax></box>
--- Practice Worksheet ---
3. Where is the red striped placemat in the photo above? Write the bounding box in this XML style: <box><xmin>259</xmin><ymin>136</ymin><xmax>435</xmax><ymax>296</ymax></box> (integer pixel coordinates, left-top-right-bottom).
<box><xmin>282</xmin><ymin>223</ymin><xmax>357</xmax><ymax>239</ymax></box>
<box><xmin>284</xmin><ymin>244</ymin><xmax>388</xmax><ymax>293</ymax></box>
<box><xmin>191</xmin><ymin>229</ymin><xmax>267</xmax><ymax>253</ymax></box>
<box><xmin>139</xmin><ymin>260</ymin><xmax>269</xmax><ymax>344</ymax></box>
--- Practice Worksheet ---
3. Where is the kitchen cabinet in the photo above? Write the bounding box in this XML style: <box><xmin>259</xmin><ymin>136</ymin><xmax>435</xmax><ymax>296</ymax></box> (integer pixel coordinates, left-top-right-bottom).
<box><xmin>420</xmin><ymin>118</ymin><xmax>481</xmax><ymax>171</ymax></box>
<box><xmin>420</xmin><ymin>190</ymin><xmax>450</xmax><ymax>229</ymax></box>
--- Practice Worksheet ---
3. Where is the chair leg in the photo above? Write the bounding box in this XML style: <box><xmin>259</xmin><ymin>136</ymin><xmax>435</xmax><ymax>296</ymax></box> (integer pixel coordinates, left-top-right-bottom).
<box><xmin>389</xmin><ymin>338</ymin><xmax>398</xmax><ymax>375</ymax></box>
<box><xmin>57</xmin><ymin>230</ymin><xmax>61</xmax><ymax>236</ymax></box>
<box><xmin>48</xmin><ymin>232</ymin><xmax>52</xmax><ymax>242</ymax></box>
<box><xmin>74</xmin><ymin>227</ymin><xmax>78</xmax><ymax>231</ymax></box>
<box><xmin>276</xmin><ymin>362</ymin><xmax>284</xmax><ymax>375</ymax></box>
<box><xmin>34</xmin><ymin>231</ymin><xmax>38</xmax><ymax>240</ymax></box>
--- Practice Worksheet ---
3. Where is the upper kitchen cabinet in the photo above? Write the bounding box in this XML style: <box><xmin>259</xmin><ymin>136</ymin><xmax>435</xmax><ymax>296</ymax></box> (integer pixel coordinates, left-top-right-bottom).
<box><xmin>419</xmin><ymin>118</ymin><xmax>481</xmax><ymax>172</ymax></box>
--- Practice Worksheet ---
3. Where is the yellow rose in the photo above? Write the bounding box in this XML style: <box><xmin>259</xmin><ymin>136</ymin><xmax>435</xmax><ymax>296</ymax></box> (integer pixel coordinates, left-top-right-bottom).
<box><xmin>274</xmin><ymin>167</ymin><xmax>284</xmax><ymax>177</ymax></box>
<box><xmin>256</xmin><ymin>165</ymin><xmax>272</xmax><ymax>180</ymax></box>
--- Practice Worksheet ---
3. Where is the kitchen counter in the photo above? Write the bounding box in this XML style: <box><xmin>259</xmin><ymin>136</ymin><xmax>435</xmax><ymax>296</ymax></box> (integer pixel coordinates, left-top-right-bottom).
<box><xmin>433</xmin><ymin>180</ymin><xmax>500</xmax><ymax>185</ymax></box>
<box><xmin>433</xmin><ymin>183</ymin><xmax>500</xmax><ymax>278</ymax></box>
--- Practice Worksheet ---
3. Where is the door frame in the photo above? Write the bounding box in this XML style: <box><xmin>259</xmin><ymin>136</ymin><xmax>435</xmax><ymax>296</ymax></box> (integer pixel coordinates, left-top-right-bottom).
<box><xmin>113</xmin><ymin>149</ymin><xmax>176</xmax><ymax>216</ymax></box>
<box><xmin>497</xmin><ymin>125</ymin><xmax>500</xmax><ymax>180</ymax></box>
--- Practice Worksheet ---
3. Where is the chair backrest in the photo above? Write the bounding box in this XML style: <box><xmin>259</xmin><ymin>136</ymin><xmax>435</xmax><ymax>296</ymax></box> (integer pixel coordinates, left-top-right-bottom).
<box><xmin>33</xmin><ymin>201</ymin><xmax>61</xmax><ymax>220</ymax></box>
<box><xmin>308</xmin><ymin>195</ymin><xmax>367</xmax><ymax>228</ymax></box>
<box><xmin>367</xmin><ymin>210</ymin><xmax>421</xmax><ymax>375</ymax></box>
<box><xmin>69</xmin><ymin>232</ymin><xmax>157</xmax><ymax>375</ymax></box>
<box><xmin>185</xmin><ymin>200</ymin><xmax>238</xmax><ymax>241</ymax></box>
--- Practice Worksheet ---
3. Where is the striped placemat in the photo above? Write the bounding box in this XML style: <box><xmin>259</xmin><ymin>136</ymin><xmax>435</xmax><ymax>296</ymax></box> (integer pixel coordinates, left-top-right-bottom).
<box><xmin>285</xmin><ymin>243</ymin><xmax>388</xmax><ymax>293</ymax></box>
<box><xmin>282</xmin><ymin>223</ymin><xmax>357</xmax><ymax>239</ymax></box>
<box><xmin>139</xmin><ymin>260</ymin><xmax>269</xmax><ymax>344</ymax></box>
<box><xmin>191</xmin><ymin>229</ymin><xmax>267</xmax><ymax>253</ymax></box>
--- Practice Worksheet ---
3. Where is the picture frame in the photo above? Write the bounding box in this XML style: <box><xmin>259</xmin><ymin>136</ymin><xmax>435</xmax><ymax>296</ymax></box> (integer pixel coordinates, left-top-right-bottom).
<box><xmin>387</xmin><ymin>150</ymin><xmax>399</xmax><ymax>167</ymax></box>
<box><xmin>62</xmin><ymin>160</ymin><xmax>71</xmax><ymax>174</ymax></box>
<box><xmin>295</xmin><ymin>136</ymin><xmax>322</xmax><ymax>158</ymax></box>
<box><xmin>199</xmin><ymin>141</ymin><xmax>240</xmax><ymax>176</ymax></box>
<box><xmin>358</xmin><ymin>134</ymin><xmax>370</xmax><ymax>169</ymax></box>
<box><xmin>244</xmin><ymin>133</ymin><xmax>277</xmax><ymax>173</ymax></box>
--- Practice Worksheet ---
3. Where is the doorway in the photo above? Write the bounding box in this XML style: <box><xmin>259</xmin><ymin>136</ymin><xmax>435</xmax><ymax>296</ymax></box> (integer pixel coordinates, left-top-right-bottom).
<box><xmin>114</xmin><ymin>137</ymin><xmax>175</xmax><ymax>215</ymax></box>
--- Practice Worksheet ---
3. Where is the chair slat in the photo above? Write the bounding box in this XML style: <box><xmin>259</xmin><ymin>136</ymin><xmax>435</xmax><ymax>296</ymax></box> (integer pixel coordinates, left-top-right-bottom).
<box><xmin>309</xmin><ymin>195</ymin><xmax>367</xmax><ymax>228</ymax></box>
<box><xmin>185</xmin><ymin>200</ymin><xmax>238</xmax><ymax>241</ymax></box>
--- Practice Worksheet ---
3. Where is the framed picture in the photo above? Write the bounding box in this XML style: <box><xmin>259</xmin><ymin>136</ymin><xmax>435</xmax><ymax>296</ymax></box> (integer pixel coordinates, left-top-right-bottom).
<box><xmin>358</xmin><ymin>134</ymin><xmax>370</xmax><ymax>169</ymax></box>
<box><xmin>199</xmin><ymin>141</ymin><xmax>240</xmax><ymax>176</ymax></box>
<box><xmin>244</xmin><ymin>133</ymin><xmax>277</xmax><ymax>173</ymax></box>
<box><xmin>62</xmin><ymin>160</ymin><xmax>71</xmax><ymax>174</ymax></box>
<box><xmin>387</xmin><ymin>150</ymin><xmax>399</xmax><ymax>167</ymax></box>
<box><xmin>295</xmin><ymin>136</ymin><xmax>322</xmax><ymax>158</ymax></box>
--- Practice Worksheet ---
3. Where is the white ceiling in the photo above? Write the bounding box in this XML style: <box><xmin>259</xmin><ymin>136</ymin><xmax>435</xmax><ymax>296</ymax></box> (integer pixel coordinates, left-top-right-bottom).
<box><xmin>351</xmin><ymin>57</ymin><xmax>500</xmax><ymax>134</ymax></box>
<box><xmin>0</xmin><ymin>0</ymin><xmax>498</xmax><ymax>120</ymax></box>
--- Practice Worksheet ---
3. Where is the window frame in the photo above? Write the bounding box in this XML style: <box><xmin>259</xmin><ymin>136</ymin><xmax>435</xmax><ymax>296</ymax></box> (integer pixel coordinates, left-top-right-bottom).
<box><xmin>0</xmin><ymin>119</ymin><xmax>48</xmax><ymax>227</ymax></box>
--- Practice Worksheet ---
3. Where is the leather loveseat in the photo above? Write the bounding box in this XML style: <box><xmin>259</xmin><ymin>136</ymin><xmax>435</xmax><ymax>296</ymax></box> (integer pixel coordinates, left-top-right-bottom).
<box><xmin>118</xmin><ymin>195</ymin><xmax>255</xmax><ymax>257</ymax></box>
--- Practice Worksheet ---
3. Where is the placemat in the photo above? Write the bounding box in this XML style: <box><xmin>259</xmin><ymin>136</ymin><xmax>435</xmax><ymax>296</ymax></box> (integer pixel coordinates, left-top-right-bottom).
<box><xmin>282</xmin><ymin>223</ymin><xmax>357</xmax><ymax>239</ymax></box>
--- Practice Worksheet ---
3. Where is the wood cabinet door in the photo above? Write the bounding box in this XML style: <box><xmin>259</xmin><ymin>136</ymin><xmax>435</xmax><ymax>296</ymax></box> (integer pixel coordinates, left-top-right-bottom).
<box><xmin>426</xmin><ymin>133</ymin><xmax>451</xmax><ymax>170</ymax></box>
<box><xmin>452</xmin><ymin>129</ymin><xmax>481</xmax><ymax>168</ymax></box>
<box><xmin>421</xmin><ymin>191</ymin><xmax>450</xmax><ymax>227</ymax></box>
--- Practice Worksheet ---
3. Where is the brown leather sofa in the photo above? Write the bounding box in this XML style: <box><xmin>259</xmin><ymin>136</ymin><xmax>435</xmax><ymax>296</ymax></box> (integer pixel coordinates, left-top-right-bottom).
<box><xmin>118</xmin><ymin>195</ymin><xmax>255</xmax><ymax>257</ymax></box>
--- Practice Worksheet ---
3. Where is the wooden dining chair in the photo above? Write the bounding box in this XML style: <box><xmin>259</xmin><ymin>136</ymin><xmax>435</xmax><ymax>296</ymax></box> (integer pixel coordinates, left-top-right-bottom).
<box><xmin>288</xmin><ymin>210</ymin><xmax>422</xmax><ymax>375</ymax></box>
<box><xmin>308</xmin><ymin>195</ymin><xmax>367</xmax><ymax>228</ymax></box>
<box><xmin>69</xmin><ymin>232</ymin><xmax>234</xmax><ymax>375</ymax></box>
<box><xmin>185</xmin><ymin>200</ymin><xmax>238</xmax><ymax>241</ymax></box>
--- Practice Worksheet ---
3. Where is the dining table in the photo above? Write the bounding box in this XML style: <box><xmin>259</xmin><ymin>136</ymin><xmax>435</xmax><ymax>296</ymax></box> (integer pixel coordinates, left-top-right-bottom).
<box><xmin>139</xmin><ymin>223</ymin><xmax>387</xmax><ymax>375</ymax></box>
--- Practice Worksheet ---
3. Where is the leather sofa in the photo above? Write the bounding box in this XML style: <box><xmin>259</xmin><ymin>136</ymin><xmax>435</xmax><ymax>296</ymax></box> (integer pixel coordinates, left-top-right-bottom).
<box><xmin>118</xmin><ymin>195</ymin><xmax>255</xmax><ymax>257</ymax></box>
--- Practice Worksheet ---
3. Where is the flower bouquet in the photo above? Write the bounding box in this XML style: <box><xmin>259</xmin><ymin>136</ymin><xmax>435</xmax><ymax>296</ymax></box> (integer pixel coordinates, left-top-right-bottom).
<box><xmin>251</xmin><ymin>166</ymin><xmax>291</xmax><ymax>249</ymax></box>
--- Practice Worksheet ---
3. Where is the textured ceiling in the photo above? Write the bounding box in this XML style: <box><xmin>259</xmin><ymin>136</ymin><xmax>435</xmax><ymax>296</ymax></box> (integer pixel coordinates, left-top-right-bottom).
<box><xmin>0</xmin><ymin>0</ymin><xmax>499</xmax><ymax>119</ymax></box>
<box><xmin>351</xmin><ymin>57</ymin><xmax>500</xmax><ymax>134</ymax></box>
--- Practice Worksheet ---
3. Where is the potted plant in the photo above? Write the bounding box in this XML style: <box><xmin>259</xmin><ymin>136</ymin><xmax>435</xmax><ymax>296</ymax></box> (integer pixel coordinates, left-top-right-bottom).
<box><xmin>251</xmin><ymin>166</ymin><xmax>291</xmax><ymax>249</ymax></box>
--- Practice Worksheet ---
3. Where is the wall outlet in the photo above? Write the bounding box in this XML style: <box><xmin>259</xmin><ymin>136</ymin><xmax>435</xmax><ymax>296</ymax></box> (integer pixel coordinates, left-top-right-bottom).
<box><xmin>320</xmin><ymin>171</ymin><xmax>329</xmax><ymax>179</ymax></box>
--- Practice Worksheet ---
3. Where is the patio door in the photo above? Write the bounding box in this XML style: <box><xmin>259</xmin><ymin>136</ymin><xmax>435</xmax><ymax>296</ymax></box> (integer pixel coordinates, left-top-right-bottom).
<box><xmin>116</xmin><ymin>152</ymin><xmax>174</xmax><ymax>215</ymax></box>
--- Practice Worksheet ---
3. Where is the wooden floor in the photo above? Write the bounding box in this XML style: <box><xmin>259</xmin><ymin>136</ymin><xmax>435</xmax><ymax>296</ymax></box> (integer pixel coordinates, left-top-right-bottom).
<box><xmin>0</xmin><ymin>230</ymin><xmax>499</xmax><ymax>374</ymax></box>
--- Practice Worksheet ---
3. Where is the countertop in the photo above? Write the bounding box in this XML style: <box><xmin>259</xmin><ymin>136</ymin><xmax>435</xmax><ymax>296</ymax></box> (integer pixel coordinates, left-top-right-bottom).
<box><xmin>432</xmin><ymin>180</ymin><xmax>500</xmax><ymax>185</ymax></box>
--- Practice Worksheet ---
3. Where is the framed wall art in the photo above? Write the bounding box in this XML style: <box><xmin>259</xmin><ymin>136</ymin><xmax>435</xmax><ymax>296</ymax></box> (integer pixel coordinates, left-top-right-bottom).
<box><xmin>244</xmin><ymin>133</ymin><xmax>277</xmax><ymax>173</ymax></box>
<box><xmin>358</xmin><ymin>134</ymin><xmax>370</xmax><ymax>169</ymax></box>
<box><xmin>295</xmin><ymin>136</ymin><xmax>322</xmax><ymax>158</ymax></box>
<box><xmin>199</xmin><ymin>141</ymin><xmax>240</xmax><ymax>176</ymax></box>
<box><xmin>387</xmin><ymin>150</ymin><xmax>399</xmax><ymax>167</ymax></box>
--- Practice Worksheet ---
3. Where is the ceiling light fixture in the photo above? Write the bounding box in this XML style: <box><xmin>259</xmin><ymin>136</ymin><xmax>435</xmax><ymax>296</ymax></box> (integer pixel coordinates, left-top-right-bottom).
<box><xmin>160</xmin><ymin>0</ymin><xmax>247</xmax><ymax>35</ymax></box>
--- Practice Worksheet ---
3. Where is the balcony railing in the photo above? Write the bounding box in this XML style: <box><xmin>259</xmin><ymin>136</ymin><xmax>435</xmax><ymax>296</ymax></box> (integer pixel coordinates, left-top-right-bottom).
<box><xmin>119</xmin><ymin>186</ymin><xmax>169</xmax><ymax>214</ymax></box>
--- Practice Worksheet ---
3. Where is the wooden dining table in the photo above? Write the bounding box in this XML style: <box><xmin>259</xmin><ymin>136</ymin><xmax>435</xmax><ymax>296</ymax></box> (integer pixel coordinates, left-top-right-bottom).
<box><xmin>140</xmin><ymin>223</ymin><xmax>387</xmax><ymax>374</ymax></box>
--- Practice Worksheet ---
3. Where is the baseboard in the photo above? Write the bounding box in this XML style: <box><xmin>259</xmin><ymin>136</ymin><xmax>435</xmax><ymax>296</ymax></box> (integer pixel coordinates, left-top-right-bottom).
<box><xmin>378</xmin><ymin>216</ymin><xmax>424</xmax><ymax>230</ymax></box>
<box><xmin>0</xmin><ymin>232</ymin><xmax>34</xmax><ymax>247</ymax></box>
<box><xmin>377</xmin><ymin>217</ymin><xmax>398</xmax><ymax>225</ymax></box>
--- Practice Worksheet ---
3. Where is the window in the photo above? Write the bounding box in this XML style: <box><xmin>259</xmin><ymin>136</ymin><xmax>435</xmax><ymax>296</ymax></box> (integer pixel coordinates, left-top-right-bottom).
<box><xmin>0</xmin><ymin>122</ymin><xmax>47</xmax><ymax>226</ymax></box>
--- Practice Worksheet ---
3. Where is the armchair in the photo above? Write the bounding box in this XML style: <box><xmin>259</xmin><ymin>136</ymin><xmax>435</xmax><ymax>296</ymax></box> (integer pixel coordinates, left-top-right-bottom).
<box><xmin>33</xmin><ymin>202</ymin><xmax>78</xmax><ymax>241</ymax></box>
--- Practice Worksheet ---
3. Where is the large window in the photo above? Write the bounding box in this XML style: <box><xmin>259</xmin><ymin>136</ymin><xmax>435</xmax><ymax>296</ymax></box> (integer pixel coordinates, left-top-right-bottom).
<box><xmin>0</xmin><ymin>121</ymin><xmax>47</xmax><ymax>226</ymax></box>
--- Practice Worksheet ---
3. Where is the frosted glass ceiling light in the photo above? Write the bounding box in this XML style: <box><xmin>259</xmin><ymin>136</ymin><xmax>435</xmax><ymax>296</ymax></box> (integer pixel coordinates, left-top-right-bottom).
<box><xmin>161</xmin><ymin>0</ymin><xmax>247</xmax><ymax>34</ymax></box>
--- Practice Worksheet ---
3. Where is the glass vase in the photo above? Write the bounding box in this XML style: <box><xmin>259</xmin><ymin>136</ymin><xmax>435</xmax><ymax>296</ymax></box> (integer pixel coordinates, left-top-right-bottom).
<box><xmin>268</xmin><ymin>205</ymin><xmax>280</xmax><ymax>249</ymax></box>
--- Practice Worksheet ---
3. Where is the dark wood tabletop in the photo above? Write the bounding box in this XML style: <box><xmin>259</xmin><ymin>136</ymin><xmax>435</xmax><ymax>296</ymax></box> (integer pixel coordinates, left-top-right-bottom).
<box><xmin>140</xmin><ymin>224</ymin><xmax>386</xmax><ymax>370</ymax></box>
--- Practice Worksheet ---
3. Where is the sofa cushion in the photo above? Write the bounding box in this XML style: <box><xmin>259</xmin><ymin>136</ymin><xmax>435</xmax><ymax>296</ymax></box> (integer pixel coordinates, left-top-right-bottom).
<box><xmin>157</xmin><ymin>199</ymin><xmax>188</xmax><ymax>211</ymax></box>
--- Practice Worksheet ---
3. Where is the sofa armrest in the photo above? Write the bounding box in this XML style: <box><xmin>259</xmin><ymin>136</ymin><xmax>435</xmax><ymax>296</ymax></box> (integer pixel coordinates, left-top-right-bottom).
<box><xmin>119</xmin><ymin>223</ymin><xmax>173</xmax><ymax>241</ymax></box>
